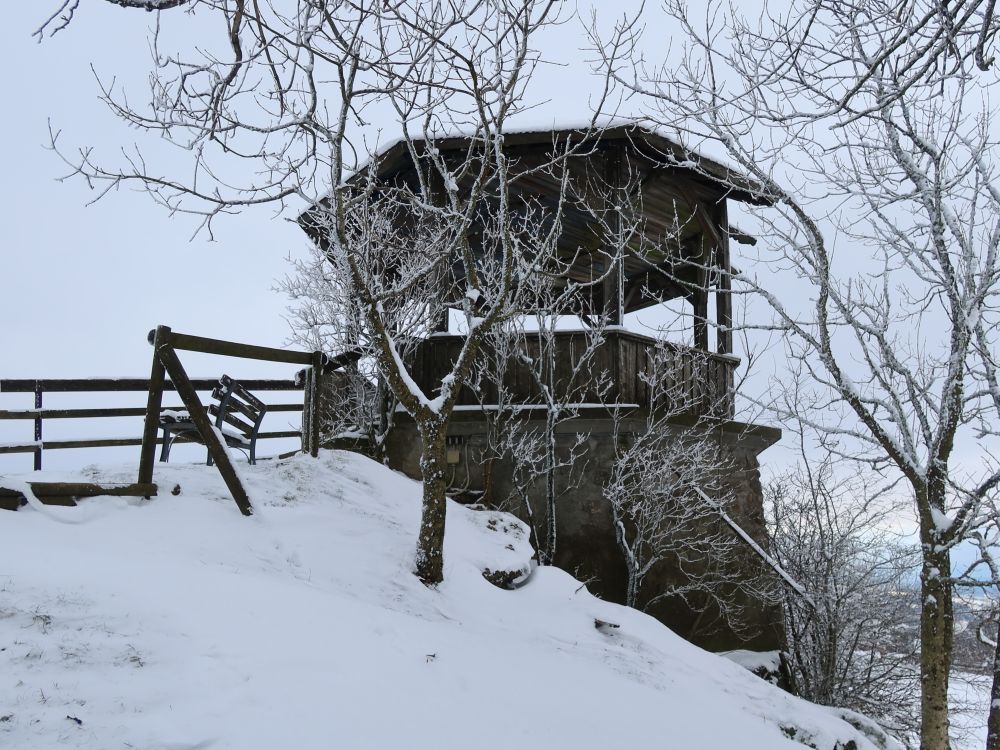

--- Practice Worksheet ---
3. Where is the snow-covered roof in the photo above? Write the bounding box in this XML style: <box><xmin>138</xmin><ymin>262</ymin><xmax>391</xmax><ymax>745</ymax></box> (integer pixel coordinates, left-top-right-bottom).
<box><xmin>356</xmin><ymin>120</ymin><xmax>768</xmax><ymax>205</ymax></box>
<box><xmin>297</xmin><ymin>122</ymin><xmax>768</xmax><ymax>318</ymax></box>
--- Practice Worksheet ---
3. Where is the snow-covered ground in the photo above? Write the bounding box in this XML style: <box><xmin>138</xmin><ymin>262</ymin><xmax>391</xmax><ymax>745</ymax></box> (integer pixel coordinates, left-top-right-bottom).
<box><xmin>2</xmin><ymin>451</ymin><xmax>904</xmax><ymax>749</ymax></box>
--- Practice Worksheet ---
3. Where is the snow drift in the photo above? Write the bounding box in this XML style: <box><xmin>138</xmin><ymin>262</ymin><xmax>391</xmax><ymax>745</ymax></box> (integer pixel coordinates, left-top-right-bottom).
<box><xmin>1</xmin><ymin>451</ymin><xmax>900</xmax><ymax>749</ymax></box>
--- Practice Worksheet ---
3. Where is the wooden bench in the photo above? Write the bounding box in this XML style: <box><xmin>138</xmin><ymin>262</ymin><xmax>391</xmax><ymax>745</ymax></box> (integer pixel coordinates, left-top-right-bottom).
<box><xmin>159</xmin><ymin>375</ymin><xmax>268</xmax><ymax>465</ymax></box>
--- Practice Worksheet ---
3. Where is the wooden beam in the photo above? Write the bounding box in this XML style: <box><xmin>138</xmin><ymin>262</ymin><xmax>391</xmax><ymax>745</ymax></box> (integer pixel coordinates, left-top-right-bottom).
<box><xmin>155</xmin><ymin>343</ymin><xmax>254</xmax><ymax>517</ymax></box>
<box><xmin>138</xmin><ymin>325</ymin><xmax>169</xmax><ymax>487</ymax></box>
<box><xmin>603</xmin><ymin>145</ymin><xmax>625</xmax><ymax>326</ymax></box>
<box><xmin>693</xmin><ymin>203</ymin><xmax>726</xmax><ymax>254</ymax></box>
<box><xmin>33</xmin><ymin>382</ymin><xmax>42</xmax><ymax>470</ymax></box>
<box><xmin>0</xmin><ymin>404</ymin><xmax>303</xmax><ymax>420</ymax></box>
<box><xmin>0</xmin><ymin>482</ymin><xmax>158</xmax><ymax>498</ymax></box>
<box><xmin>325</xmin><ymin>348</ymin><xmax>363</xmax><ymax>372</ymax></box>
<box><xmin>715</xmin><ymin>201</ymin><xmax>733</xmax><ymax>356</ymax></box>
<box><xmin>310</xmin><ymin>351</ymin><xmax>324</xmax><ymax>458</ymax></box>
<box><xmin>0</xmin><ymin>438</ymin><xmax>153</xmax><ymax>454</ymax></box>
<box><xmin>0</xmin><ymin>378</ymin><xmax>301</xmax><ymax>393</ymax></box>
<box><xmin>692</xmin><ymin>250</ymin><xmax>710</xmax><ymax>352</ymax></box>
<box><xmin>0</xmin><ymin>432</ymin><xmax>301</xmax><ymax>455</ymax></box>
<box><xmin>1</xmin><ymin>407</ymin><xmax>155</xmax><ymax>420</ymax></box>
<box><xmin>166</xmin><ymin>331</ymin><xmax>314</xmax><ymax>365</ymax></box>
<box><xmin>0</xmin><ymin>496</ymin><xmax>23</xmax><ymax>512</ymax></box>
<box><xmin>302</xmin><ymin>366</ymin><xmax>314</xmax><ymax>456</ymax></box>
<box><xmin>0</xmin><ymin>482</ymin><xmax>157</xmax><ymax>512</ymax></box>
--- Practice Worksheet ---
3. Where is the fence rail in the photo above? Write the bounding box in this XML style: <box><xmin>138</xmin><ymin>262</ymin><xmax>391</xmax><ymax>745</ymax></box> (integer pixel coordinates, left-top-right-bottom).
<box><xmin>0</xmin><ymin>377</ymin><xmax>305</xmax><ymax>469</ymax></box>
<box><xmin>411</xmin><ymin>329</ymin><xmax>738</xmax><ymax>419</ymax></box>
<box><xmin>0</xmin><ymin>378</ymin><xmax>301</xmax><ymax>392</ymax></box>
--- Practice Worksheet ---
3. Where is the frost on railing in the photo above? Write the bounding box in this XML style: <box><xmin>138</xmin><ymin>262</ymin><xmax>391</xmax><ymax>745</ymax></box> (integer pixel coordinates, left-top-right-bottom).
<box><xmin>406</xmin><ymin>329</ymin><xmax>737</xmax><ymax>419</ymax></box>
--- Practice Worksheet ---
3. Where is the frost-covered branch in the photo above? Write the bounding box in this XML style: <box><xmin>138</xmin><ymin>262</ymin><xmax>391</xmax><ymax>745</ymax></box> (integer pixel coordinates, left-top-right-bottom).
<box><xmin>588</xmin><ymin>2</ymin><xmax>1000</xmax><ymax>746</ymax></box>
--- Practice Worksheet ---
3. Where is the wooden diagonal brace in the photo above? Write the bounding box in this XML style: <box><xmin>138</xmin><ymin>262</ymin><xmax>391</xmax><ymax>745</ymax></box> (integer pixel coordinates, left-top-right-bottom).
<box><xmin>156</xmin><ymin>341</ymin><xmax>254</xmax><ymax>517</ymax></box>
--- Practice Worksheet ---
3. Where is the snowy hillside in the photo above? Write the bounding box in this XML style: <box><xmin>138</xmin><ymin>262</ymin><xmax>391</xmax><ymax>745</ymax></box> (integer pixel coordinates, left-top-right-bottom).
<box><xmin>1</xmin><ymin>451</ymin><xmax>900</xmax><ymax>750</ymax></box>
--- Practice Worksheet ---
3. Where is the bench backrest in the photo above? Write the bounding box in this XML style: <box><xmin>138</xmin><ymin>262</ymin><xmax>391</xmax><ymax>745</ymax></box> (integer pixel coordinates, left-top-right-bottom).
<box><xmin>208</xmin><ymin>375</ymin><xmax>267</xmax><ymax>442</ymax></box>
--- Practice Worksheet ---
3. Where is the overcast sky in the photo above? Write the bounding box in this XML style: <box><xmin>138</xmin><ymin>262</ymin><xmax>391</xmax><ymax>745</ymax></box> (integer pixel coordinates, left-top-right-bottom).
<box><xmin>0</xmin><ymin>2</ymin><xmax>672</xmax><ymax>471</ymax></box>
<box><xmin>0</xmin><ymin>5</ymin><xmax>325</xmax><ymax>468</ymax></box>
<box><xmin>0</xmin><ymin>1</ymin><xmax>932</xmax><ymax>495</ymax></box>
<box><xmin>1</xmin><ymin>5</ymin><xmax>309</xmax><ymax>371</ymax></box>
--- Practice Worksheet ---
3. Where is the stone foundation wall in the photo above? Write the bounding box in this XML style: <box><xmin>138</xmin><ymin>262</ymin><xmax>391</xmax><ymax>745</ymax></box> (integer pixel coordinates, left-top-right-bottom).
<box><xmin>370</xmin><ymin>407</ymin><xmax>784</xmax><ymax>653</ymax></box>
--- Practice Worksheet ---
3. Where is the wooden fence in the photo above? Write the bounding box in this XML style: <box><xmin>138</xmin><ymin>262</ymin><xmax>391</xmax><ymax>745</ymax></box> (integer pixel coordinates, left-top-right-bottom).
<box><xmin>137</xmin><ymin>325</ymin><xmax>328</xmax><ymax>515</ymax></box>
<box><xmin>1</xmin><ymin>325</ymin><xmax>360</xmax><ymax>515</ymax></box>
<box><xmin>0</xmin><ymin>377</ymin><xmax>304</xmax><ymax>471</ymax></box>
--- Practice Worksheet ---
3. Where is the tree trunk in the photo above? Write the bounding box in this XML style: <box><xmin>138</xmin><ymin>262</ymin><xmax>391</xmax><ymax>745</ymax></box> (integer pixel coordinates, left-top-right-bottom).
<box><xmin>920</xmin><ymin>545</ymin><xmax>954</xmax><ymax>750</ymax></box>
<box><xmin>625</xmin><ymin>565</ymin><xmax>638</xmax><ymax>609</ymax></box>
<box><xmin>372</xmin><ymin>375</ymin><xmax>392</xmax><ymax>465</ymax></box>
<box><xmin>544</xmin><ymin>408</ymin><xmax>557</xmax><ymax>564</ymax></box>
<box><xmin>415</xmin><ymin>423</ymin><xmax>448</xmax><ymax>585</ymax></box>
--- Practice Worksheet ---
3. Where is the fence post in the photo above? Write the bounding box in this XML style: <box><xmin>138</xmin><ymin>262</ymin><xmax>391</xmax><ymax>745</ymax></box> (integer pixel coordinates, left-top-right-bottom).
<box><xmin>137</xmin><ymin>325</ymin><xmax>170</xmax><ymax>486</ymax></box>
<box><xmin>302</xmin><ymin>366</ymin><xmax>312</xmax><ymax>456</ymax></box>
<box><xmin>309</xmin><ymin>351</ymin><xmax>325</xmax><ymax>458</ymax></box>
<box><xmin>33</xmin><ymin>381</ymin><xmax>43</xmax><ymax>471</ymax></box>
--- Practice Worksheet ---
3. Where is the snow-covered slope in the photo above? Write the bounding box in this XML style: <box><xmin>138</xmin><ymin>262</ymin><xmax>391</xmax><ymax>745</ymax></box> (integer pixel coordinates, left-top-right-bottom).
<box><xmin>1</xmin><ymin>451</ymin><xmax>899</xmax><ymax>750</ymax></box>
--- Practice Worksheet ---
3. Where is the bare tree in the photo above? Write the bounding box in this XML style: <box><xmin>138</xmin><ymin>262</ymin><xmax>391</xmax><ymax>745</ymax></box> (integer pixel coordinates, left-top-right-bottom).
<box><xmin>281</xmin><ymin>253</ymin><xmax>394</xmax><ymax>458</ymax></box>
<box><xmin>35</xmin><ymin>0</ymin><xmax>192</xmax><ymax>42</ymax></box>
<box><xmin>587</xmin><ymin>1</ymin><xmax>1000</xmax><ymax>745</ymax></box>
<box><xmin>292</xmin><ymin>114</ymin><xmax>576</xmax><ymax>586</ymax></box>
<box><xmin>46</xmin><ymin>0</ymin><xmax>624</xmax><ymax>585</ymax></box>
<box><xmin>474</xmin><ymin>298</ymin><xmax>612</xmax><ymax>564</ymax></box>
<box><xmin>764</xmin><ymin>0</ymin><xmax>1000</xmax><ymax>117</ymax></box>
<box><xmin>606</xmin><ymin>416</ymin><xmax>733</xmax><ymax>611</ymax></box>
<box><xmin>767</xmin><ymin>426</ymin><xmax>920</xmax><ymax>743</ymax></box>
<box><xmin>602</xmin><ymin>343</ymin><xmax>777</xmax><ymax>642</ymax></box>
<box><xmin>469</xmin><ymin>147</ymin><xmax>668</xmax><ymax>566</ymax></box>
